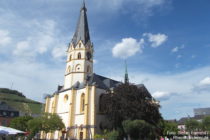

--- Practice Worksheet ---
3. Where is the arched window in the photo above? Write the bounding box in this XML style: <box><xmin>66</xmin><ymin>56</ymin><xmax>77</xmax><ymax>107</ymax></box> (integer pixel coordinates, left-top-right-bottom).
<box><xmin>78</xmin><ymin>52</ymin><xmax>81</xmax><ymax>59</ymax></box>
<box><xmin>67</xmin><ymin>66</ymin><xmax>71</xmax><ymax>73</ymax></box>
<box><xmin>87</xmin><ymin>66</ymin><xmax>90</xmax><ymax>73</ymax></box>
<box><xmin>69</xmin><ymin>55</ymin><xmax>72</xmax><ymax>61</ymax></box>
<box><xmin>79</xmin><ymin>43</ymin><xmax>81</xmax><ymax>48</ymax></box>
<box><xmin>64</xmin><ymin>94</ymin><xmax>68</xmax><ymax>102</ymax></box>
<box><xmin>80</xmin><ymin>93</ymin><xmax>85</xmax><ymax>113</ymax></box>
<box><xmin>99</xmin><ymin>94</ymin><xmax>105</xmax><ymax>113</ymax></box>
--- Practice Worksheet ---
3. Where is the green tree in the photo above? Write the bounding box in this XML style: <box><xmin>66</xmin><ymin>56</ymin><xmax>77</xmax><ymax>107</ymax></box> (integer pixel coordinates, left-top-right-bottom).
<box><xmin>185</xmin><ymin>119</ymin><xmax>201</xmax><ymax>134</ymax></box>
<box><xmin>9</xmin><ymin>116</ymin><xmax>33</xmax><ymax>131</ymax></box>
<box><xmin>122</xmin><ymin>120</ymin><xmax>155</xmax><ymax>140</ymax></box>
<box><xmin>27</xmin><ymin>113</ymin><xmax>65</xmax><ymax>139</ymax></box>
<box><xmin>95</xmin><ymin>130</ymin><xmax>119</xmax><ymax>140</ymax></box>
<box><xmin>202</xmin><ymin>116</ymin><xmax>210</xmax><ymax>131</ymax></box>
<box><xmin>100</xmin><ymin>83</ymin><xmax>162</xmax><ymax>138</ymax></box>
<box><xmin>162</xmin><ymin>121</ymin><xmax>178</xmax><ymax>137</ymax></box>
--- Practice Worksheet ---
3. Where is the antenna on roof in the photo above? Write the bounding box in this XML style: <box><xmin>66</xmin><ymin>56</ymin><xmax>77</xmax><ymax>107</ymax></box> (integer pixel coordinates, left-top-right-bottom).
<box><xmin>11</xmin><ymin>82</ymin><xmax>13</xmax><ymax>89</ymax></box>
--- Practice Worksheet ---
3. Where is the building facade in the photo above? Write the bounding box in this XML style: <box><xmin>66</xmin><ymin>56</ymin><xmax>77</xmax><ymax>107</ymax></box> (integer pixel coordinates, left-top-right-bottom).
<box><xmin>42</xmin><ymin>2</ymin><xmax>121</xmax><ymax>140</ymax></box>
<box><xmin>194</xmin><ymin>107</ymin><xmax>210</xmax><ymax>117</ymax></box>
<box><xmin>0</xmin><ymin>101</ymin><xmax>19</xmax><ymax>126</ymax></box>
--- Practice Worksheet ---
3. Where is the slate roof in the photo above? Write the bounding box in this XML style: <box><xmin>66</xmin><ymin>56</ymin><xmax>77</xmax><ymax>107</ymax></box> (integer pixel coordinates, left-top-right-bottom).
<box><xmin>86</xmin><ymin>73</ymin><xmax>122</xmax><ymax>90</ymax></box>
<box><xmin>71</xmin><ymin>1</ymin><xmax>91</xmax><ymax>46</ymax></box>
<box><xmin>50</xmin><ymin>73</ymin><xmax>122</xmax><ymax>96</ymax></box>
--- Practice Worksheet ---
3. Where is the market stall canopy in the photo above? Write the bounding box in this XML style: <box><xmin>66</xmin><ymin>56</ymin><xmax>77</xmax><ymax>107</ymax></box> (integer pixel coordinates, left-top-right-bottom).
<box><xmin>0</xmin><ymin>130</ymin><xmax>9</xmax><ymax>135</ymax></box>
<box><xmin>0</xmin><ymin>126</ymin><xmax>25</xmax><ymax>135</ymax></box>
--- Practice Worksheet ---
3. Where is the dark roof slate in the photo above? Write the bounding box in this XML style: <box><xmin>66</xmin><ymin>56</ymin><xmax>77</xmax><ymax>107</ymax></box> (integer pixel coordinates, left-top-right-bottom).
<box><xmin>87</xmin><ymin>73</ymin><xmax>121</xmax><ymax>90</ymax></box>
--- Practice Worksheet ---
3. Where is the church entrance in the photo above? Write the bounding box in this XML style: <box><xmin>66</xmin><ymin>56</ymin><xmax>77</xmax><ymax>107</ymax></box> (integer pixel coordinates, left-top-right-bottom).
<box><xmin>79</xmin><ymin>132</ymin><xmax>83</xmax><ymax>140</ymax></box>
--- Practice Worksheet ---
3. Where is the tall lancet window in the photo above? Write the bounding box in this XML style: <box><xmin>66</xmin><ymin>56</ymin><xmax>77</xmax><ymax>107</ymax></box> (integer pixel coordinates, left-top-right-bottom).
<box><xmin>80</xmin><ymin>93</ymin><xmax>85</xmax><ymax>113</ymax></box>
<box><xmin>69</xmin><ymin>55</ymin><xmax>72</xmax><ymax>61</ymax></box>
<box><xmin>87</xmin><ymin>65</ymin><xmax>90</xmax><ymax>73</ymax></box>
<box><xmin>78</xmin><ymin>52</ymin><xmax>81</xmax><ymax>59</ymax></box>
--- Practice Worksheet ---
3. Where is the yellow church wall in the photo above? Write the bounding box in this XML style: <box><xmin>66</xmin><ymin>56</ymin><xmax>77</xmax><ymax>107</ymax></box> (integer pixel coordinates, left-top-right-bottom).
<box><xmin>48</xmin><ymin>96</ymin><xmax>55</xmax><ymax>113</ymax></box>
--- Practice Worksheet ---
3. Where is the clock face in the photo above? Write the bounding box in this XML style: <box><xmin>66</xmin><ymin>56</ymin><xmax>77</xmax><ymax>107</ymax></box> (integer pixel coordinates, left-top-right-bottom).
<box><xmin>86</xmin><ymin>52</ymin><xmax>92</xmax><ymax>60</ymax></box>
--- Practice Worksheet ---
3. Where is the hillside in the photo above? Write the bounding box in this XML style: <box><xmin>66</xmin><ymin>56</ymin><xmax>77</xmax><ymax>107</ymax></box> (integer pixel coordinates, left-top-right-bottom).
<box><xmin>0</xmin><ymin>88</ymin><xmax>43</xmax><ymax>115</ymax></box>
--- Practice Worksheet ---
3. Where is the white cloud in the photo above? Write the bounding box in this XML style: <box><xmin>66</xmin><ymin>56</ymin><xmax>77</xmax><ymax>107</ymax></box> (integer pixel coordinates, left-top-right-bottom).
<box><xmin>144</xmin><ymin>33</ymin><xmax>168</xmax><ymax>48</ymax></box>
<box><xmin>171</xmin><ymin>47</ymin><xmax>179</xmax><ymax>53</ymax></box>
<box><xmin>192</xmin><ymin>77</ymin><xmax>210</xmax><ymax>93</ymax></box>
<box><xmin>112</xmin><ymin>38</ymin><xmax>144</xmax><ymax>59</ymax></box>
<box><xmin>13</xmin><ymin>41</ymin><xmax>35</xmax><ymax>58</ymax></box>
<box><xmin>199</xmin><ymin>77</ymin><xmax>210</xmax><ymax>86</ymax></box>
<box><xmin>152</xmin><ymin>91</ymin><xmax>169</xmax><ymax>99</ymax></box>
<box><xmin>152</xmin><ymin>91</ymin><xmax>176</xmax><ymax>101</ymax></box>
<box><xmin>51</xmin><ymin>45</ymin><xmax>67</xmax><ymax>60</ymax></box>
<box><xmin>0</xmin><ymin>29</ymin><xmax>11</xmax><ymax>46</ymax></box>
<box><xmin>0</xmin><ymin>61</ymin><xmax>64</xmax><ymax>102</ymax></box>
<box><xmin>171</xmin><ymin>45</ymin><xmax>185</xmax><ymax>53</ymax></box>
<box><xmin>10</xmin><ymin>19</ymin><xmax>67</xmax><ymax>61</ymax></box>
<box><xmin>92</xmin><ymin>0</ymin><xmax>169</xmax><ymax>16</ymax></box>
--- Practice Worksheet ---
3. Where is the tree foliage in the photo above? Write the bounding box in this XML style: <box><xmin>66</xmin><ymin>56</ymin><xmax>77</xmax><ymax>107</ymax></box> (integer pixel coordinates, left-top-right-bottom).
<box><xmin>27</xmin><ymin>113</ymin><xmax>65</xmax><ymax>139</ymax></box>
<box><xmin>122</xmin><ymin>120</ymin><xmax>156</xmax><ymax>139</ymax></box>
<box><xmin>162</xmin><ymin>121</ymin><xmax>178</xmax><ymax>136</ymax></box>
<box><xmin>202</xmin><ymin>116</ymin><xmax>210</xmax><ymax>131</ymax></box>
<box><xmin>101</xmin><ymin>83</ymin><xmax>162</xmax><ymax>129</ymax></box>
<box><xmin>0</xmin><ymin>88</ymin><xmax>25</xmax><ymax>97</ymax></box>
<box><xmin>9</xmin><ymin>116</ymin><xmax>33</xmax><ymax>131</ymax></box>
<box><xmin>95</xmin><ymin>130</ymin><xmax>119</xmax><ymax>140</ymax></box>
<box><xmin>185</xmin><ymin>119</ymin><xmax>201</xmax><ymax>132</ymax></box>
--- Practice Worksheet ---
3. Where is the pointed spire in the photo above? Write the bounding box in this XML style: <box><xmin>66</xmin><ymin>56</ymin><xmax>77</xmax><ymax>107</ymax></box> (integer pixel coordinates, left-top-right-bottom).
<box><xmin>71</xmin><ymin>0</ymin><xmax>90</xmax><ymax>46</ymax></box>
<box><xmin>81</xmin><ymin>0</ymin><xmax>87</xmax><ymax>11</ymax></box>
<box><xmin>124</xmin><ymin>60</ymin><xmax>129</xmax><ymax>84</ymax></box>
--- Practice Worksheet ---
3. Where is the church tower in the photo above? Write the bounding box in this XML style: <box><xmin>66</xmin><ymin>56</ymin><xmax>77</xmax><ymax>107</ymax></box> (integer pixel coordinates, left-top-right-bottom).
<box><xmin>64</xmin><ymin>2</ymin><xmax>93</xmax><ymax>89</ymax></box>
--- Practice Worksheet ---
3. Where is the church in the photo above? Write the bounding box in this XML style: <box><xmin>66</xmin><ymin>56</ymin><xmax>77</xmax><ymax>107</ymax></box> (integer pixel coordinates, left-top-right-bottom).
<box><xmin>42</xmin><ymin>2</ymin><xmax>151</xmax><ymax>140</ymax></box>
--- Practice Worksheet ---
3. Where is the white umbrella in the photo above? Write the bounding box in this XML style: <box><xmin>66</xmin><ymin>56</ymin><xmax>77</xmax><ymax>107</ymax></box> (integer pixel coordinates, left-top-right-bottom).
<box><xmin>0</xmin><ymin>126</ymin><xmax>25</xmax><ymax>135</ymax></box>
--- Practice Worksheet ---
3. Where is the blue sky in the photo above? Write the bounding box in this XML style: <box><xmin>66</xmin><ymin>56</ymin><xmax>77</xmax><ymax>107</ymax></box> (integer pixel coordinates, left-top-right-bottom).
<box><xmin>0</xmin><ymin>0</ymin><xmax>210</xmax><ymax>120</ymax></box>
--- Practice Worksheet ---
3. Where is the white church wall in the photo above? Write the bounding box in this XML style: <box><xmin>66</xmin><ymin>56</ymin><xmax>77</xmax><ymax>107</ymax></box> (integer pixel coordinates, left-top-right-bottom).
<box><xmin>88</xmin><ymin>87</ymin><xmax>93</xmax><ymax>125</ymax></box>
<box><xmin>57</xmin><ymin>91</ymin><xmax>71</xmax><ymax>114</ymax></box>
<box><xmin>75</xmin><ymin>88</ymin><xmax>86</xmax><ymax>114</ymax></box>
<box><xmin>53</xmin><ymin>130</ymin><xmax>59</xmax><ymax>139</ymax></box>
<box><xmin>58</xmin><ymin>113</ymin><xmax>70</xmax><ymax>128</ymax></box>
<box><xmin>74</xmin><ymin>88</ymin><xmax>86</xmax><ymax>126</ymax></box>
<box><xmin>75</xmin><ymin>114</ymin><xmax>85</xmax><ymax>125</ymax></box>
